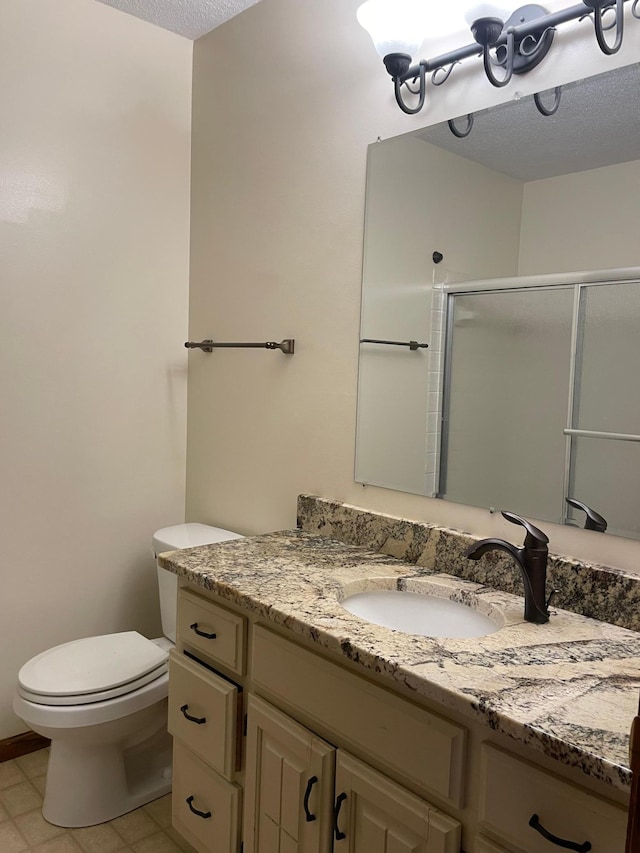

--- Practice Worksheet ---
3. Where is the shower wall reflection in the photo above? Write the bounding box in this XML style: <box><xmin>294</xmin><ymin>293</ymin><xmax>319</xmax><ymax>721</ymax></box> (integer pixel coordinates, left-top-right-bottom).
<box><xmin>355</xmin><ymin>65</ymin><xmax>640</xmax><ymax>539</ymax></box>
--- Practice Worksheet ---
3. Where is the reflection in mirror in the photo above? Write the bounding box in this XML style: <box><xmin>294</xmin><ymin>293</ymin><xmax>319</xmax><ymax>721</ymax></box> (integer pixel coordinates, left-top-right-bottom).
<box><xmin>440</xmin><ymin>284</ymin><xmax>574</xmax><ymax>521</ymax></box>
<box><xmin>440</xmin><ymin>275</ymin><xmax>640</xmax><ymax>539</ymax></box>
<box><xmin>355</xmin><ymin>64</ymin><xmax>640</xmax><ymax>539</ymax></box>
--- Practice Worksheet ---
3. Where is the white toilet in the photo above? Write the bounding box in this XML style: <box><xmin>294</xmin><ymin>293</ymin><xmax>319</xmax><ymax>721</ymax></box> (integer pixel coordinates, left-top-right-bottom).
<box><xmin>13</xmin><ymin>523</ymin><xmax>243</xmax><ymax>828</ymax></box>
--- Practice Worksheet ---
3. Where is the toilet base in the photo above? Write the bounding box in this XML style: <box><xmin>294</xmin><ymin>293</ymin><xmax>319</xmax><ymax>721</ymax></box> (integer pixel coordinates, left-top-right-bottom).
<box><xmin>42</xmin><ymin>715</ymin><xmax>173</xmax><ymax>827</ymax></box>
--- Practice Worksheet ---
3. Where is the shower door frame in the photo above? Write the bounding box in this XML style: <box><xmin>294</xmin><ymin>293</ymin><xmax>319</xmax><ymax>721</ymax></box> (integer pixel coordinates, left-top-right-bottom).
<box><xmin>438</xmin><ymin>266</ymin><xmax>640</xmax><ymax>526</ymax></box>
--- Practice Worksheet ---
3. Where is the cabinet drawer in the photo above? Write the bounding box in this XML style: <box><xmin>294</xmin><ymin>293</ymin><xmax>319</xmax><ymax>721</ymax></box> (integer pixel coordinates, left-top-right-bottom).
<box><xmin>252</xmin><ymin>625</ymin><xmax>466</xmax><ymax>809</ymax></box>
<box><xmin>178</xmin><ymin>587</ymin><xmax>246</xmax><ymax>675</ymax></box>
<box><xmin>168</xmin><ymin>650</ymin><xmax>240</xmax><ymax>779</ymax></box>
<box><xmin>479</xmin><ymin>744</ymin><xmax>627</xmax><ymax>853</ymax></box>
<box><xmin>172</xmin><ymin>739</ymin><xmax>241</xmax><ymax>853</ymax></box>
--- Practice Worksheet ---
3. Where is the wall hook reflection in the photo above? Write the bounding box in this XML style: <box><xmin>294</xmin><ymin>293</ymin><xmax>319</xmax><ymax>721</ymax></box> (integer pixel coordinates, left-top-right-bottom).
<box><xmin>534</xmin><ymin>86</ymin><xmax>562</xmax><ymax>116</ymax></box>
<box><xmin>448</xmin><ymin>114</ymin><xmax>475</xmax><ymax>138</ymax></box>
<box><xmin>360</xmin><ymin>338</ymin><xmax>429</xmax><ymax>351</ymax></box>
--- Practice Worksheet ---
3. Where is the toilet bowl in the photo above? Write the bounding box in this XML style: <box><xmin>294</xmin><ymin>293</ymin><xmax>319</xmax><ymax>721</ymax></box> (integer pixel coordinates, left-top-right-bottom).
<box><xmin>13</xmin><ymin>523</ymin><xmax>243</xmax><ymax>827</ymax></box>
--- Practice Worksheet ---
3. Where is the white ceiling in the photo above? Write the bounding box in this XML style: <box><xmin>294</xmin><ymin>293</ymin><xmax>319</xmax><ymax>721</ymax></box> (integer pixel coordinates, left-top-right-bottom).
<box><xmin>95</xmin><ymin>0</ymin><xmax>263</xmax><ymax>40</ymax></box>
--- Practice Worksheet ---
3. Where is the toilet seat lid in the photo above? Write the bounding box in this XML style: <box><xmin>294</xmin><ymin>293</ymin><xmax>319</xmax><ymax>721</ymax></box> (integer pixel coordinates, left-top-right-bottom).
<box><xmin>18</xmin><ymin>632</ymin><xmax>168</xmax><ymax>697</ymax></box>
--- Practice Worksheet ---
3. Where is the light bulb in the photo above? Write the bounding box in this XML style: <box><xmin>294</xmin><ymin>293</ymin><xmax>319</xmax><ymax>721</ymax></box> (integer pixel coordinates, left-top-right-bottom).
<box><xmin>357</xmin><ymin>0</ymin><xmax>430</xmax><ymax>58</ymax></box>
<box><xmin>464</xmin><ymin>4</ymin><xmax>511</xmax><ymax>25</ymax></box>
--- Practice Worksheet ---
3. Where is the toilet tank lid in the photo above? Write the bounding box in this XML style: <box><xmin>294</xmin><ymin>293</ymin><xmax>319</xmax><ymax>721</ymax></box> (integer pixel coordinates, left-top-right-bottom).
<box><xmin>153</xmin><ymin>522</ymin><xmax>243</xmax><ymax>556</ymax></box>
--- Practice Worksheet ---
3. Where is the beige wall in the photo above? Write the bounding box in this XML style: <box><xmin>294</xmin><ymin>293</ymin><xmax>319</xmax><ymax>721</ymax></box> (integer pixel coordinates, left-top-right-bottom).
<box><xmin>520</xmin><ymin>160</ymin><xmax>640</xmax><ymax>274</ymax></box>
<box><xmin>0</xmin><ymin>1</ymin><xmax>192</xmax><ymax>737</ymax></box>
<box><xmin>187</xmin><ymin>0</ymin><xmax>640</xmax><ymax>576</ymax></box>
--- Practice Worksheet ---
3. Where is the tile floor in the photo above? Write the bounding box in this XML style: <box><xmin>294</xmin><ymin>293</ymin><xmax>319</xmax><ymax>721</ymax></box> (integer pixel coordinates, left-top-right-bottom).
<box><xmin>0</xmin><ymin>749</ymin><xmax>197</xmax><ymax>853</ymax></box>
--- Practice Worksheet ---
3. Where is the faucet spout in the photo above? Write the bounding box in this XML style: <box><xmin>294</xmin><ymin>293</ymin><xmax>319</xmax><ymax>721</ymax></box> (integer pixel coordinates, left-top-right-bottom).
<box><xmin>464</xmin><ymin>513</ymin><xmax>550</xmax><ymax>624</ymax></box>
<box><xmin>464</xmin><ymin>538</ymin><xmax>523</xmax><ymax>566</ymax></box>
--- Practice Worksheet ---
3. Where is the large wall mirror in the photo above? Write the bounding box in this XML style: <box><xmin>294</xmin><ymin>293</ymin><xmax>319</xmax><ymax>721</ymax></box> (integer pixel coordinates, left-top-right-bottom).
<box><xmin>355</xmin><ymin>64</ymin><xmax>640</xmax><ymax>540</ymax></box>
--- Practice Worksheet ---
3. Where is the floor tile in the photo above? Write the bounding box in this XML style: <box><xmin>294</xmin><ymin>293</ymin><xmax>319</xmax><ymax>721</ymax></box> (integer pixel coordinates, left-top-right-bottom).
<box><xmin>0</xmin><ymin>761</ymin><xmax>28</xmax><ymax>790</ymax></box>
<box><xmin>32</xmin><ymin>775</ymin><xmax>47</xmax><ymax>797</ymax></box>
<box><xmin>14</xmin><ymin>809</ymin><xmax>64</xmax><ymax>846</ymax></box>
<box><xmin>31</xmin><ymin>835</ymin><xmax>84</xmax><ymax>853</ymax></box>
<box><xmin>0</xmin><ymin>820</ymin><xmax>29</xmax><ymax>852</ymax></box>
<box><xmin>0</xmin><ymin>799</ymin><xmax>10</xmax><ymax>822</ymax></box>
<box><xmin>109</xmin><ymin>810</ymin><xmax>157</xmax><ymax>844</ymax></box>
<box><xmin>71</xmin><ymin>822</ymin><xmax>128</xmax><ymax>853</ymax></box>
<box><xmin>131</xmin><ymin>831</ymin><xmax>182</xmax><ymax>853</ymax></box>
<box><xmin>0</xmin><ymin>781</ymin><xmax>43</xmax><ymax>817</ymax></box>
<box><xmin>165</xmin><ymin>826</ymin><xmax>198</xmax><ymax>852</ymax></box>
<box><xmin>16</xmin><ymin>751</ymin><xmax>50</xmax><ymax>780</ymax></box>
<box><xmin>141</xmin><ymin>795</ymin><xmax>172</xmax><ymax>829</ymax></box>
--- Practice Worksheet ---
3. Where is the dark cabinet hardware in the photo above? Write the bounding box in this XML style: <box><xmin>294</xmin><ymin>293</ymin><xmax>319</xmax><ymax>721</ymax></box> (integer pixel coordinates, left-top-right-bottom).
<box><xmin>529</xmin><ymin>814</ymin><xmax>592</xmax><ymax>851</ymax></box>
<box><xmin>360</xmin><ymin>338</ymin><xmax>429</xmax><ymax>351</ymax></box>
<box><xmin>186</xmin><ymin>795</ymin><xmax>212</xmax><ymax>819</ymax></box>
<box><xmin>333</xmin><ymin>792</ymin><xmax>347</xmax><ymax>840</ymax></box>
<box><xmin>190</xmin><ymin>622</ymin><xmax>217</xmax><ymax>640</ymax></box>
<box><xmin>180</xmin><ymin>704</ymin><xmax>206</xmax><ymax>725</ymax></box>
<box><xmin>303</xmin><ymin>776</ymin><xmax>318</xmax><ymax>822</ymax></box>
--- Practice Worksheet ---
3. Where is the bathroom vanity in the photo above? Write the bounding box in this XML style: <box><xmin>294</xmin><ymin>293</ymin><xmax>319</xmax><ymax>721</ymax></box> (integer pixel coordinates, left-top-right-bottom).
<box><xmin>160</xmin><ymin>497</ymin><xmax>640</xmax><ymax>853</ymax></box>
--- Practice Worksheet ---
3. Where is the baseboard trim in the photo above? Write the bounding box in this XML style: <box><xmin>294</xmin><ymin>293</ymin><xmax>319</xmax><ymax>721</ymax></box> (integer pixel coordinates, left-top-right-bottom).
<box><xmin>0</xmin><ymin>731</ymin><xmax>50</xmax><ymax>763</ymax></box>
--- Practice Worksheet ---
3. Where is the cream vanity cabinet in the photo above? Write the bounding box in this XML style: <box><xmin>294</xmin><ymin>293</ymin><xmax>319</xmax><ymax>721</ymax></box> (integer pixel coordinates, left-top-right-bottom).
<box><xmin>168</xmin><ymin>589</ymin><xmax>246</xmax><ymax>853</ymax></box>
<box><xmin>169</xmin><ymin>584</ymin><xmax>628</xmax><ymax>853</ymax></box>
<box><xmin>478</xmin><ymin>744</ymin><xmax>628</xmax><ymax>852</ymax></box>
<box><xmin>243</xmin><ymin>694</ymin><xmax>461</xmax><ymax>853</ymax></box>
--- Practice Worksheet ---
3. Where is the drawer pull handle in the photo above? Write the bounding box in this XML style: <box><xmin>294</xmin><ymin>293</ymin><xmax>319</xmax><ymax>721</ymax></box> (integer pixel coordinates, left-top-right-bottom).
<box><xmin>529</xmin><ymin>814</ymin><xmax>592</xmax><ymax>851</ymax></box>
<box><xmin>180</xmin><ymin>704</ymin><xmax>206</xmax><ymax>725</ymax></box>
<box><xmin>186</xmin><ymin>795</ymin><xmax>212</xmax><ymax>820</ymax></box>
<box><xmin>334</xmin><ymin>792</ymin><xmax>347</xmax><ymax>841</ymax></box>
<box><xmin>190</xmin><ymin>622</ymin><xmax>217</xmax><ymax>640</ymax></box>
<box><xmin>303</xmin><ymin>775</ymin><xmax>318</xmax><ymax>822</ymax></box>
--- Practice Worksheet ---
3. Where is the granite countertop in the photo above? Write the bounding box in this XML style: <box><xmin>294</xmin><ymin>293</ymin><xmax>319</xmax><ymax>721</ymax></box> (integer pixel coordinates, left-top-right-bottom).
<box><xmin>159</xmin><ymin>529</ymin><xmax>640</xmax><ymax>795</ymax></box>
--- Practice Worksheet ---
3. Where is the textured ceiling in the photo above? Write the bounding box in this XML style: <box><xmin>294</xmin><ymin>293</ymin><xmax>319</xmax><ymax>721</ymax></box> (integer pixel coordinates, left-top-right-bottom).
<box><xmin>95</xmin><ymin>0</ymin><xmax>263</xmax><ymax>39</ymax></box>
<box><xmin>418</xmin><ymin>64</ymin><xmax>640</xmax><ymax>182</ymax></box>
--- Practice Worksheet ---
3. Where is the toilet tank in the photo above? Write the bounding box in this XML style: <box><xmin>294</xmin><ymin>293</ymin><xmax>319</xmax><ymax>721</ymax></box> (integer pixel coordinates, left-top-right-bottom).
<box><xmin>152</xmin><ymin>523</ymin><xmax>244</xmax><ymax>643</ymax></box>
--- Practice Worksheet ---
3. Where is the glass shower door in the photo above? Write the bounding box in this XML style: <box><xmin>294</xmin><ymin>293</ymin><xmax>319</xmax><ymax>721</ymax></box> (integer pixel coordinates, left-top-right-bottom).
<box><xmin>440</xmin><ymin>286</ymin><xmax>575</xmax><ymax>521</ymax></box>
<box><xmin>567</xmin><ymin>280</ymin><xmax>640</xmax><ymax>537</ymax></box>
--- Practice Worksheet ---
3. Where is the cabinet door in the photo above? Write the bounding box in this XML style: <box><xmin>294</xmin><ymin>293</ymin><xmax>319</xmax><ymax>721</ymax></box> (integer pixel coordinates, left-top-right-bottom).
<box><xmin>243</xmin><ymin>695</ymin><xmax>335</xmax><ymax>853</ymax></box>
<box><xmin>333</xmin><ymin>751</ymin><xmax>461</xmax><ymax>853</ymax></box>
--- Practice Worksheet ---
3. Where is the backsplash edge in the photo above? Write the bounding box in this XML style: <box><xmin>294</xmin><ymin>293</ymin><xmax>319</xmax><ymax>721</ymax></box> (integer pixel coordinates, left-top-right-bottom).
<box><xmin>297</xmin><ymin>494</ymin><xmax>640</xmax><ymax>632</ymax></box>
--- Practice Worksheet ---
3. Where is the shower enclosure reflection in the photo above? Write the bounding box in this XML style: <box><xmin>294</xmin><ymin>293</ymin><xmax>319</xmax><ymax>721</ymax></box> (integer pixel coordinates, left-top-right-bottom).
<box><xmin>440</xmin><ymin>276</ymin><xmax>640</xmax><ymax>539</ymax></box>
<box><xmin>354</xmin><ymin>64</ymin><xmax>640</xmax><ymax>539</ymax></box>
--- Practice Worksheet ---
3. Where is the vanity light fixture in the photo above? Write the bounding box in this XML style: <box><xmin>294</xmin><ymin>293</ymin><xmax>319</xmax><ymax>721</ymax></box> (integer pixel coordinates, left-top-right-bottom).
<box><xmin>357</xmin><ymin>0</ymin><xmax>638</xmax><ymax>115</ymax></box>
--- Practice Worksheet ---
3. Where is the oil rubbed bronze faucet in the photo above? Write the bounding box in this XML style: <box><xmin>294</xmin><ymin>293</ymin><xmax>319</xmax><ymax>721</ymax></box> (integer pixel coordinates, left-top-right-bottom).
<box><xmin>464</xmin><ymin>511</ymin><xmax>552</xmax><ymax>624</ymax></box>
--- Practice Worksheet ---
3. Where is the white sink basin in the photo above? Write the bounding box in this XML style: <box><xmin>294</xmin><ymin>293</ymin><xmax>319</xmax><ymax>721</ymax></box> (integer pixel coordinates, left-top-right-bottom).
<box><xmin>341</xmin><ymin>589</ymin><xmax>500</xmax><ymax>638</ymax></box>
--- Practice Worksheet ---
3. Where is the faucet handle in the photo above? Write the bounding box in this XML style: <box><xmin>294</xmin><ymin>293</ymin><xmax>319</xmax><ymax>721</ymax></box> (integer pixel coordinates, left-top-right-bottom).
<box><xmin>565</xmin><ymin>497</ymin><xmax>608</xmax><ymax>533</ymax></box>
<box><xmin>501</xmin><ymin>511</ymin><xmax>549</xmax><ymax>549</ymax></box>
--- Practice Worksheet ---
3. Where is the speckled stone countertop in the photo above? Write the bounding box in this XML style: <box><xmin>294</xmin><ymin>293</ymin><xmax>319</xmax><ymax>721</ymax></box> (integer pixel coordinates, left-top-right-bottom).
<box><xmin>159</xmin><ymin>527</ymin><xmax>640</xmax><ymax>796</ymax></box>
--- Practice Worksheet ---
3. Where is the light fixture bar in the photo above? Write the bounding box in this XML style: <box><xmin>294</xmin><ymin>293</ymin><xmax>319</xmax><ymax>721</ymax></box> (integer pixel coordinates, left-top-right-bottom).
<box><xmin>371</xmin><ymin>0</ymin><xmax>634</xmax><ymax>115</ymax></box>
<box><xmin>401</xmin><ymin>2</ymin><xmax>613</xmax><ymax>82</ymax></box>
